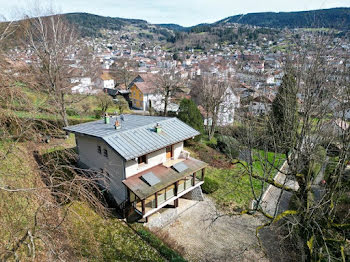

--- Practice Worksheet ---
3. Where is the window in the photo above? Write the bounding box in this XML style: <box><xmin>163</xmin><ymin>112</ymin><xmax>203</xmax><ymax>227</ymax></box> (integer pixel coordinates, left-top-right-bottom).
<box><xmin>97</xmin><ymin>145</ymin><xmax>101</xmax><ymax>154</ymax></box>
<box><xmin>138</xmin><ymin>155</ymin><xmax>147</xmax><ymax>165</ymax></box>
<box><xmin>166</xmin><ymin>145</ymin><xmax>173</xmax><ymax>159</ymax></box>
<box><xmin>103</xmin><ymin>149</ymin><xmax>108</xmax><ymax>158</ymax></box>
<box><xmin>228</xmin><ymin>114</ymin><xmax>233</xmax><ymax>122</ymax></box>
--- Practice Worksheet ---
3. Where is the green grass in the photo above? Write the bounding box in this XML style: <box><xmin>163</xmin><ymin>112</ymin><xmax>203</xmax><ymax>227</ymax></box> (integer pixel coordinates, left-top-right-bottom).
<box><xmin>0</xmin><ymin>143</ymin><xmax>44</xmax><ymax>259</ymax></box>
<box><xmin>131</xmin><ymin>223</ymin><xmax>186</xmax><ymax>262</ymax></box>
<box><xmin>187</xmin><ymin>142</ymin><xmax>286</xmax><ymax>210</ymax></box>
<box><xmin>252</xmin><ymin>150</ymin><xmax>286</xmax><ymax>178</ymax></box>
<box><xmin>205</xmin><ymin>166</ymin><xmax>262</xmax><ymax>210</ymax></box>
<box><xmin>0</xmin><ymin>139</ymin><xmax>173</xmax><ymax>261</ymax></box>
<box><xmin>13</xmin><ymin>110</ymin><xmax>96</xmax><ymax>122</ymax></box>
<box><xmin>67</xmin><ymin>202</ymin><xmax>165</xmax><ymax>261</ymax></box>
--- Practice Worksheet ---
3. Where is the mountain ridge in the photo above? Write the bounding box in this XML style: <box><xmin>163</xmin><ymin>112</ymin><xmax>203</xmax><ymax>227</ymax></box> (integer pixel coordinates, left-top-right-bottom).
<box><xmin>63</xmin><ymin>7</ymin><xmax>350</xmax><ymax>38</ymax></box>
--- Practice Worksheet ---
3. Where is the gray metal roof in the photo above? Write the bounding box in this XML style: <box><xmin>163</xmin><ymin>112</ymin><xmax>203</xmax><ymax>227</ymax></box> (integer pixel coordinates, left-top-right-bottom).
<box><xmin>64</xmin><ymin>115</ymin><xmax>200</xmax><ymax>161</ymax></box>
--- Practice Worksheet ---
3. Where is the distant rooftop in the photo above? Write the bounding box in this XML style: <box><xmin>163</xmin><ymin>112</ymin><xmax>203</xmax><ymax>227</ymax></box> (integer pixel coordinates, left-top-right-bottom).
<box><xmin>64</xmin><ymin>115</ymin><xmax>200</xmax><ymax>161</ymax></box>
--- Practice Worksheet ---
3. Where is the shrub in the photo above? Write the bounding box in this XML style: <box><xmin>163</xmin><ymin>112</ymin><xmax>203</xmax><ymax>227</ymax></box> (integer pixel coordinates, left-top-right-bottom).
<box><xmin>202</xmin><ymin>176</ymin><xmax>219</xmax><ymax>194</ymax></box>
<box><xmin>94</xmin><ymin>110</ymin><xmax>103</xmax><ymax>119</ymax></box>
<box><xmin>205</xmin><ymin>137</ymin><xmax>217</xmax><ymax>148</ymax></box>
<box><xmin>178</xmin><ymin>98</ymin><xmax>204</xmax><ymax>141</ymax></box>
<box><xmin>216</xmin><ymin>135</ymin><xmax>240</xmax><ymax>160</ymax></box>
<box><xmin>115</xmin><ymin>95</ymin><xmax>129</xmax><ymax>114</ymax></box>
<box><xmin>66</xmin><ymin>108</ymin><xmax>80</xmax><ymax>116</ymax></box>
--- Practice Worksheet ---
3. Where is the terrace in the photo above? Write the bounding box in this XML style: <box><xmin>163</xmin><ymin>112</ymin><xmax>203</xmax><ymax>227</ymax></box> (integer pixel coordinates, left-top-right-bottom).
<box><xmin>123</xmin><ymin>157</ymin><xmax>207</xmax><ymax>220</ymax></box>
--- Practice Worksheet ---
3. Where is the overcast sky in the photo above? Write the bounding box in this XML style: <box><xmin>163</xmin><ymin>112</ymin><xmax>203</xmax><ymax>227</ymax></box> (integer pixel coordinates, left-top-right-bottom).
<box><xmin>1</xmin><ymin>0</ymin><xmax>350</xmax><ymax>26</ymax></box>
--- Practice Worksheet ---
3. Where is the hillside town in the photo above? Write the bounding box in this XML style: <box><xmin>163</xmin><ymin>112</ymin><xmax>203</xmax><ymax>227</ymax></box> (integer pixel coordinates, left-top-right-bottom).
<box><xmin>7</xmin><ymin>22</ymin><xmax>350</xmax><ymax>124</ymax></box>
<box><xmin>1</xmin><ymin>5</ymin><xmax>350</xmax><ymax>262</ymax></box>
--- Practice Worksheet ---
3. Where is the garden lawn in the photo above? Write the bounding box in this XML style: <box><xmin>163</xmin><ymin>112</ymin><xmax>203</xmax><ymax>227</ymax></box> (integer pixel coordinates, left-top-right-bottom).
<box><xmin>205</xmin><ymin>166</ymin><xmax>262</xmax><ymax>210</ymax></box>
<box><xmin>252</xmin><ymin>149</ymin><xmax>286</xmax><ymax>178</ymax></box>
<box><xmin>186</xmin><ymin>142</ymin><xmax>286</xmax><ymax>210</ymax></box>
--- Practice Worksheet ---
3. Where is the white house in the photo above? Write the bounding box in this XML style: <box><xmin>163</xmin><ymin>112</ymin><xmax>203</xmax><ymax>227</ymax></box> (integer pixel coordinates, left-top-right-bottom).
<box><xmin>217</xmin><ymin>87</ymin><xmax>240</xmax><ymax>126</ymax></box>
<box><xmin>64</xmin><ymin>115</ymin><xmax>207</xmax><ymax>221</ymax></box>
<box><xmin>96</xmin><ymin>72</ymin><xmax>115</xmax><ymax>89</ymax></box>
<box><xmin>71</xmin><ymin>77</ymin><xmax>93</xmax><ymax>94</ymax></box>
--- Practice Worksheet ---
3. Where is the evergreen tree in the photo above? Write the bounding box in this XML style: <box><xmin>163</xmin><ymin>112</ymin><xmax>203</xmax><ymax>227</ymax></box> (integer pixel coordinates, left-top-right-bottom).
<box><xmin>271</xmin><ymin>72</ymin><xmax>298</xmax><ymax>152</ymax></box>
<box><xmin>178</xmin><ymin>99</ymin><xmax>204</xmax><ymax>140</ymax></box>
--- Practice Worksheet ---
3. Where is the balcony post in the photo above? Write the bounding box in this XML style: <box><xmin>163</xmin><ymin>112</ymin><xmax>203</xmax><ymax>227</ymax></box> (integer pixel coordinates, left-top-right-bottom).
<box><xmin>175</xmin><ymin>181</ymin><xmax>178</xmax><ymax>196</ymax></box>
<box><xmin>141</xmin><ymin>199</ymin><xmax>145</xmax><ymax>215</ymax></box>
<box><xmin>155</xmin><ymin>192</ymin><xmax>158</xmax><ymax>208</ymax></box>
<box><xmin>201</xmin><ymin>168</ymin><xmax>206</xmax><ymax>181</ymax></box>
<box><xmin>192</xmin><ymin>172</ymin><xmax>196</xmax><ymax>186</ymax></box>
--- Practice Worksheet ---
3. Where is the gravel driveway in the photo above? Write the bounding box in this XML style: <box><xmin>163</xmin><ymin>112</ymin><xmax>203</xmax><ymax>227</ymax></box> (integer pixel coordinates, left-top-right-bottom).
<box><xmin>147</xmin><ymin>196</ymin><xmax>269</xmax><ymax>262</ymax></box>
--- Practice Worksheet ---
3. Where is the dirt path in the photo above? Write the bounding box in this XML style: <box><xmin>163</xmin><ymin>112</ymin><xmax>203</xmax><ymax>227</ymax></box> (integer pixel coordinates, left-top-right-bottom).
<box><xmin>148</xmin><ymin>197</ymin><xmax>269</xmax><ymax>262</ymax></box>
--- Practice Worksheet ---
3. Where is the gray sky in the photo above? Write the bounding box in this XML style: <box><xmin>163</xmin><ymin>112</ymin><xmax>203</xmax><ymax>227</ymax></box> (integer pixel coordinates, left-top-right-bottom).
<box><xmin>1</xmin><ymin>0</ymin><xmax>350</xmax><ymax>26</ymax></box>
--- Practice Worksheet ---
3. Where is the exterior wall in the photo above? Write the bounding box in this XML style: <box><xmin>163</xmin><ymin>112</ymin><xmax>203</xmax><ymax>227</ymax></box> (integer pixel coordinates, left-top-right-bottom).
<box><xmin>96</xmin><ymin>78</ymin><xmax>115</xmax><ymax>89</ymax></box>
<box><xmin>130</xmin><ymin>84</ymin><xmax>163</xmax><ymax>112</ymax></box>
<box><xmin>130</xmin><ymin>84</ymin><xmax>144</xmax><ymax>110</ymax></box>
<box><xmin>125</xmin><ymin>148</ymin><xmax>166</xmax><ymax>178</ymax></box>
<box><xmin>76</xmin><ymin>134</ymin><xmax>126</xmax><ymax>204</ymax></box>
<box><xmin>145</xmin><ymin>93</ymin><xmax>163</xmax><ymax>111</ymax></box>
<box><xmin>103</xmin><ymin>79</ymin><xmax>115</xmax><ymax>89</ymax></box>
<box><xmin>217</xmin><ymin>88</ymin><xmax>240</xmax><ymax>126</ymax></box>
<box><xmin>173</xmin><ymin>142</ymin><xmax>183</xmax><ymax>159</ymax></box>
<box><xmin>125</xmin><ymin>141</ymin><xmax>184</xmax><ymax>178</ymax></box>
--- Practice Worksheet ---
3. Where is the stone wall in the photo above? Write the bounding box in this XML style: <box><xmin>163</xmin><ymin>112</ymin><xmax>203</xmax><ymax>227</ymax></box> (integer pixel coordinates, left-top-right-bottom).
<box><xmin>182</xmin><ymin>186</ymin><xmax>204</xmax><ymax>201</ymax></box>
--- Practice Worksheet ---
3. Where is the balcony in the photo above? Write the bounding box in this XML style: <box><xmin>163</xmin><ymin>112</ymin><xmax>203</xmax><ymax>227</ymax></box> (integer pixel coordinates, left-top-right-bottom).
<box><xmin>123</xmin><ymin>157</ymin><xmax>207</xmax><ymax>219</ymax></box>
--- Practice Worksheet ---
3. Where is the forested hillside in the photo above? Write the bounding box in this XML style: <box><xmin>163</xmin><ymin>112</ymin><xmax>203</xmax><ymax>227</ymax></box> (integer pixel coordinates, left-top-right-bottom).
<box><xmin>65</xmin><ymin>13</ymin><xmax>149</xmax><ymax>37</ymax></box>
<box><xmin>215</xmin><ymin>8</ymin><xmax>350</xmax><ymax>30</ymax></box>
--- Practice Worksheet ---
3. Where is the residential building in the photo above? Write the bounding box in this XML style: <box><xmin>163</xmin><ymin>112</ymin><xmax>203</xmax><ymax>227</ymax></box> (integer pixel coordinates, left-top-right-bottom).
<box><xmin>96</xmin><ymin>72</ymin><xmax>115</xmax><ymax>89</ymax></box>
<box><xmin>217</xmin><ymin>87</ymin><xmax>240</xmax><ymax>126</ymax></box>
<box><xmin>129</xmin><ymin>74</ymin><xmax>163</xmax><ymax>111</ymax></box>
<box><xmin>64</xmin><ymin>115</ymin><xmax>207</xmax><ymax>221</ymax></box>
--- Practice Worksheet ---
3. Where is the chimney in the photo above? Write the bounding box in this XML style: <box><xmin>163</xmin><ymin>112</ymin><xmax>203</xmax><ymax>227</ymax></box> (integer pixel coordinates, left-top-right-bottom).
<box><xmin>114</xmin><ymin>120</ymin><xmax>121</xmax><ymax>130</ymax></box>
<box><xmin>104</xmin><ymin>113</ymin><xmax>110</xmax><ymax>124</ymax></box>
<box><xmin>155</xmin><ymin>123</ymin><xmax>162</xmax><ymax>133</ymax></box>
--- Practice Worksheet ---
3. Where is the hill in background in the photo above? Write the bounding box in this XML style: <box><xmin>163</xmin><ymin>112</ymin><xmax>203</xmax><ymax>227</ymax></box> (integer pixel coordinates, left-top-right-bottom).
<box><xmin>64</xmin><ymin>8</ymin><xmax>350</xmax><ymax>39</ymax></box>
<box><xmin>215</xmin><ymin>8</ymin><xmax>350</xmax><ymax>30</ymax></box>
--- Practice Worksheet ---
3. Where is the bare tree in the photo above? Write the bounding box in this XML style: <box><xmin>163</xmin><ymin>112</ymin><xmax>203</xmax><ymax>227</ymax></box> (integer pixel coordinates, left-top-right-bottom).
<box><xmin>111</xmin><ymin>58</ymin><xmax>137</xmax><ymax>89</ymax></box>
<box><xmin>154</xmin><ymin>69</ymin><xmax>183</xmax><ymax>116</ymax></box>
<box><xmin>0</xmin><ymin>11</ymin><xmax>107</xmax><ymax>261</ymax></box>
<box><xmin>192</xmin><ymin>75</ymin><xmax>227</xmax><ymax>139</ymax></box>
<box><xmin>97</xmin><ymin>92</ymin><xmax>114</xmax><ymax>115</ymax></box>
<box><xmin>234</xmin><ymin>32</ymin><xmax>350</xmax><ymax>261</ymax></box>
<box><xmin>22</xmin><ymin>10</ymin><xmax>97</xmax><ymax>127</ymax></box>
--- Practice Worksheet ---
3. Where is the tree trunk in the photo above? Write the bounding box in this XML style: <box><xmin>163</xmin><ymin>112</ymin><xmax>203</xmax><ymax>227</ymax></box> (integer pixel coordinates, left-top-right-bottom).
<box><xmin>60</xmin><ymin>92</ymin><xmax>69</xmax><ymax>127</ymax></box>
<box><xmin>163</xmin><ymin>89</ymin><xmax>169</xmax><ymax>116</ymax></box>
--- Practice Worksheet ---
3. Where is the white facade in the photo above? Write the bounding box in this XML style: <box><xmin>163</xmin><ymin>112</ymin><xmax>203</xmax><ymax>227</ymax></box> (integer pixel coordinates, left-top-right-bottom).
<box><xmin>71</xmin><ymin>77</ymin><xmax>93</xmax><ymax>94</ymax></box>
<box><xmin>144</xmin><ymin>93</ymin><xmax>163</xmax><ymax>111</ymax></box>
<box><xmin>217</xmin><ymin>88</ymin><xmax>240</xmax><ymax>126</ymax></box>
<box><xmin>96</xmin><ymin>78</ymin><xmax>115</xmax><ymax>89</ymax></box>
<box><xmin>76</xmin><ymin>134</ymin><xmax>126</xmax><ymax>203</ymax></box>
<box><xmin>75</xmin><ymin>134</ymin><xmax>184</xmax><ymax>204</ymax></box>
<box><xmin>125</xmin><ymin>142</ymin><xmax>183</xmax><ymax>178</ymax></box>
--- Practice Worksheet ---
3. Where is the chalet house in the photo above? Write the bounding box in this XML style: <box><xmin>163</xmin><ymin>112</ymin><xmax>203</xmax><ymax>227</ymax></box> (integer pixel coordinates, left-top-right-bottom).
<box><xmin>129</xmin><ymin>74</ymin><xmax>163</xmax><ymax>111</ymax></box>
<box><xmin>64</xmin><ymin>115</ymin><xmax>207</xmax><ymax>221</ymax></box>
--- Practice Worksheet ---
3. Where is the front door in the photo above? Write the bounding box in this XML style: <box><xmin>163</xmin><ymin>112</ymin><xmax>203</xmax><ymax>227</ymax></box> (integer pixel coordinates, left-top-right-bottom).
<box><xmin>166</xmin><ymin>145</ymin><xmax>173</xmax><ymax>159</ymax></box>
